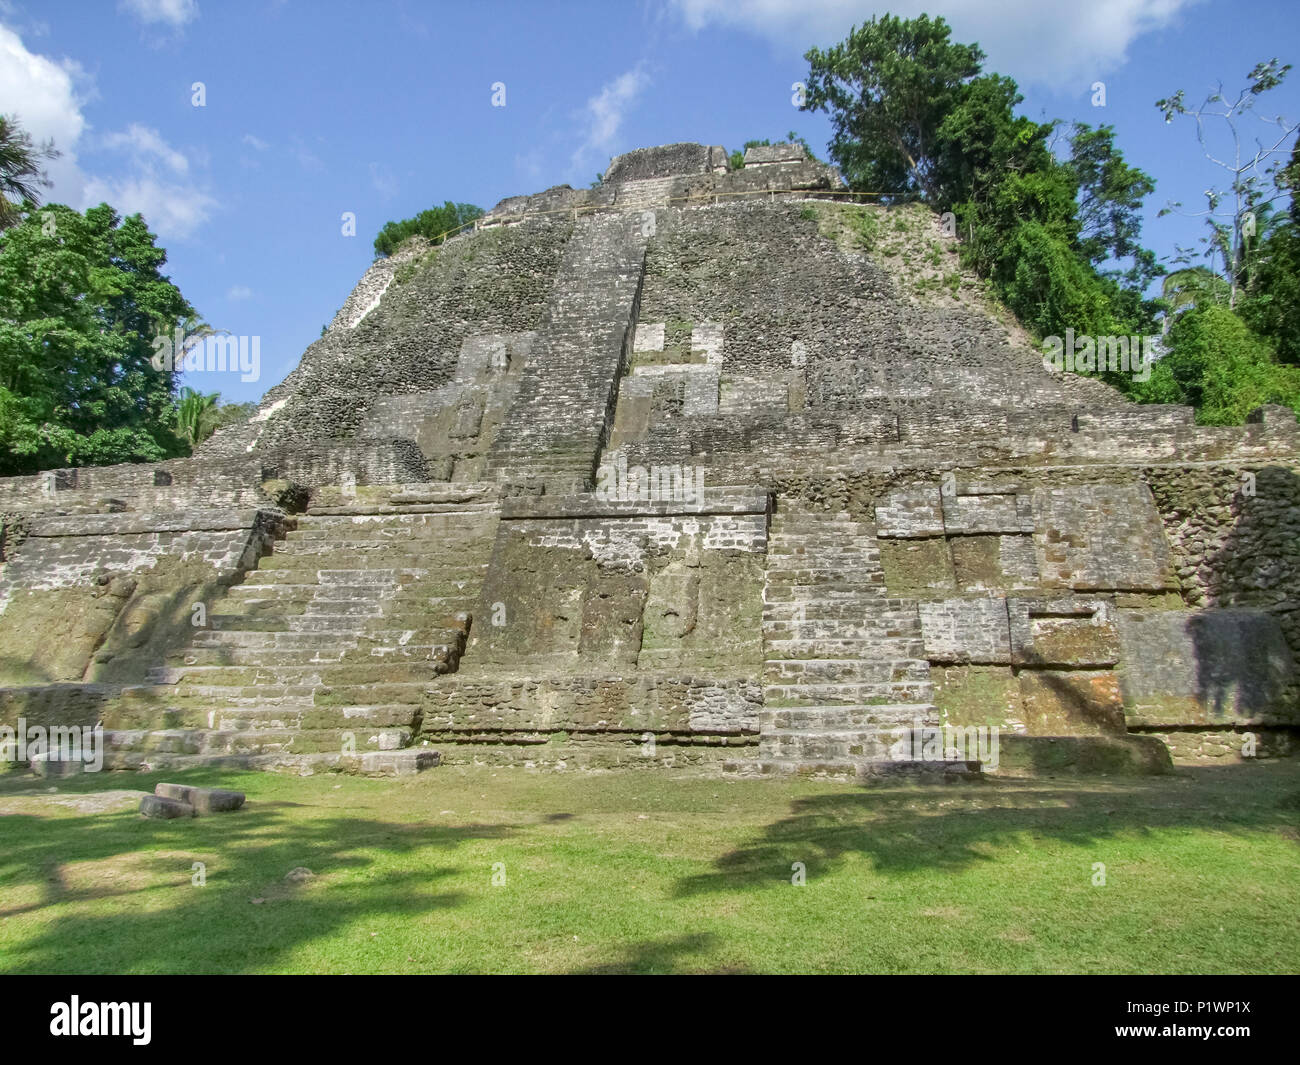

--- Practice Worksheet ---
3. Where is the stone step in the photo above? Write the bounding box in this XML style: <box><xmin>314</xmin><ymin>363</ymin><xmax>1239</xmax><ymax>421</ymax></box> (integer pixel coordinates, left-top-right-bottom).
<box><xmin>764</xmin><ymin>637</ymin><xmax>926</xmax><ymax>659</ymax></box>
<box><xmin>213</xmin><ymin>600</ymin><xmax>386</xmax><ymax>620</ymax></box>
<box><xmin>385</xmin><ymin>481</ymin><xmax>496</xmax><ymax>504</ymax></box>
<box><xmin>759</xmin><ymin>729</ymin><xmax>904</xmax><ymax>761</ymax></box>
<box><xmin>759</xmin><ymin>704</ymin><xmax>937</xmax><ymax>731</ymax></box>
<box><xmin>240</xmin><ymin>568</ymin><xmax>404</xmax><ymax>586</ymax></box>
<box><xmin>763</xmin><ymin>618</ymin><xmax>921</xmax><ymax>640</ymax></box>
<box><xmin>147</xmin><ymin>663</ymin><xmax>446</xmax><ymax>686</ymax></box>
<box><xmin>284</xmin><ymin>531</ymin><xmax>495</xmax><ymax>547</ymax></box>
<box><xmin>190</xmin><ymin>630</ymin><xmax>368</xmax><ymax>648</ymax></box>
<box><xmin>105</xmin><ymin>702</ymin><xmax>419</xmax><ymax>733</ymax></box>
<box><xmin>102</xmin><ymin>726</ymin><xmax>414</xmax><ymax>757</ymax></box>
<box><xmin>763</xmin><ymin>680</ymin><xmax>935</xmax><ymax>706</ymax></box>
<box><xmin>762</xmin><ymin>582</ymin><xmax>888</xmax><ymax>601</ymax></box>
<box><xmin>761</xmin><ymin>600</ymin><xmax>912</xmax><ymax>621</ymax></box>
<box><xmin>118</xmin><ymin>683</ymin><xmax>319</xmax><ymax>706</ymax></box>
<box><xmin>222</xmin><ymin>586</ymin><xmax>464</xmax><ymax>608</ymax></box>
<box><xmin>763</xmin><ymin>571</ymin><xmax>886</xmax><ymax>587</ymax></box>
<box><xmin>289</xmin><ymin>508</ymin><xmax>497</xmax><ymax>524</ymax></box>
<box><xmin>165</xmin><ymin>642</ymin><xmax>462</xmax><ymax>665</ymax></box>
<box><xmin>304</xmin><ymin>503</ymin><xmax>498</xmax><ymax>517</ymax></box>
<box><xmin>257</xmin><ymin>554</ymin><xmax>488</xmax><ymax>575</ymax></box>
<box><xmin>167</xmin><ymin>647</ymin><xmax>355</xmax><ymax>667</ymax></box>
<box><xmin>208</xmin><ymin>615</ymin><xmax>368</xmax><ymax>633</ymax></box>
<box><xmin>762</xmin><ymin>657</ymin><xmax>931</xmax><ymax>684</ymax></box>
<box><xmin>721</xmin><ymin>758</ymin><xmax>981</xmax><ymax>782</ymax></box>
<box><xmin>101</xmin><ymin>748</ymin><xmax>439</xmax><ymax>777</ymax></box>
<box><xmin>209</xmin><ymin>611</ymin><xmax>469</xmax><ymax>634</ymax></box>
<box><xmin>271</xmin><ymin>539</ymin><xmax>492</xmax><ymax>557</ymax></box>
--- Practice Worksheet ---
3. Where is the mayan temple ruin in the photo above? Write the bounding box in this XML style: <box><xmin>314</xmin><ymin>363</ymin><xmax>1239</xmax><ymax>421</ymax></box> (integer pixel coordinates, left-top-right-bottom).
<box><xmin>2</xmin><ymin>140</ymin><xmax>1297</xmax><ymax>780</ymax></box>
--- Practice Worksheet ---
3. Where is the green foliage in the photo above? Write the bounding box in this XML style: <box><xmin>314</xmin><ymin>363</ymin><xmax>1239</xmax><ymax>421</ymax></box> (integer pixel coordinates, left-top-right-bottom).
<box><xmin>372</xmin><ymin>201</ymin><xmax>484</xmax><ymax>258</ymax></box>
<box><xmin>209</xmin><ymin>399</ymin><xmax>257</xmax><ymax>435</ymax></box>
<box><xmin>804</xmin><ymin>14</ymin><xmax>983</xmax><ymax>198</ymax></box>
<box><xmin>1067</xmin><ymin>123</ymin><xmax>1159</xmax><ymax>290</ymax></box>
<box><xmin>394</xmin><ymin>246</ymin><xmax>439</xmax><ymax>285</ymax></box>
<box><xmin>1240</xmin><ymin>220</ymin><xmax>1300</xmax><ymax>364</ymax></box>
<box><xmin>804</xmin><ymin>13</ymin><xmax>1164</xmax><ymax>365</ymax></box>
<box><xmin>0</xmin><ymin>113</ymin><xmax>59</xmax><ymax>231</ymax></box>
<box><xmin>0</xmin><ymin>202</ymin><xmax>196</xmax><ymax>474</ymax></box>
<box><xmin>990</xmin><ymin>220</ymin><xmax>1119</xmax><ymax>339</ymax></box>
<box><xmin>175</xmin><ymin>387</ymin><xmax>219</xmax><ymax>448</ymax></box>
<box><xmin>1138</xmin><ymin>305</ymin><xmax>1300</xmax><ymax>424</ymax></box>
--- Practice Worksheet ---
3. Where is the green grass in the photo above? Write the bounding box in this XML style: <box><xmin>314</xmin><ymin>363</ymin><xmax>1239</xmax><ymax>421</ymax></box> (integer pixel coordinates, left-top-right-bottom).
<box><xmin>1</xmin><ymin>762</ymin><xmax>1298</xmax><ymax>973</ymax></box>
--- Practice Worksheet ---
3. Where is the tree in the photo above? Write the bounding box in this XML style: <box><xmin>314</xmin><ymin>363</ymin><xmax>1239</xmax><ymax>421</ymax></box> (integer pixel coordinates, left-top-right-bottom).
<box><xmin>0</xmin><ymin>202</ymin><xmax>197</xmax><ymax>474</ymax></box>
<box><xmin>1240</xmin><ymin>218</ymin><xmax>1300</xmax><ymax>363</ymax></box>
<box><xmin>1139</xmin><ymin>304</ymin><xmax>1300</xmax><ymax>424</ymax></box>
<box><xmin>1067</xmin><ymin>123</ymin><xmax>1160</xmax><ymax>290</ymax></box>
<box><xmin>176</xmin><ymin>387</ymin><xmax>219</xmax><ymax>448</ymax></box>
<box><xmin>1155</xmin><ymin>59</ymin><xmax>1299</xmax><ymax>308</ymax></box>
<box><xmin>803</xmin><ymin>14</ymin><xmax>983</xmax><ymax>199</ymax></box>
<box><xmin>1160</xmin><ymin>267</ymin><xmax>1231</xmax><ymax>332</ymax></box>
<box><xmin>373</xmin><ymin>201</ymin><xmax>485</xmax><ymax>258</ymax></box>
<box><xmin>0</xmin><ymin>113</ymin><xmax>59</xmax><ymax>230</ymax></box>
<box><xmin>209</xmin><ymin>399</ymin><xmax>257</xmax><ymax>433</ymax></box>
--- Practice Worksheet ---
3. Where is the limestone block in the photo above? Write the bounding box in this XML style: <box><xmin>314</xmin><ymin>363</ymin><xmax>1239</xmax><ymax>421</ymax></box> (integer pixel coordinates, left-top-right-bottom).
<box><xmin>1018</xmin><ymin>670</ymin><xmax>1126</xmax><ymax>734</ymax></box>
<box><xmin>139</xmin><ymin>795</ymin><xmax>194</xmax><ymax>819</ymax></box>
<box><xmin>918</xmin><ymin>598</ymin><xmax>1011</xmax><ymax>663</ymax></box>
<box><xmin>1116</xmin><ymin>608</ymin><xmax>1299</xmax><ymax>726</ymax></box>
<box><xmin>634</xmin><ymin>323</ymin><xmax>665</xmax><ymax>352</ymax></box>
<box><xmin>932</xmin><ymin>665</ymin><xmax>1024</xmax><ymax>730</ymax></box>
<box><xmin>1008</xmin><ymin>597</ymin><xmax>1120</xmax><ymax>667</ymax></box>
<box><xmin>691</xmin><ymin>322</ymin><xmax>724</xmax><ymax>367</ymax></box>
<box><xmin>880</xmin><ymin>537</ymin><xmax>955</xmax><ymax>594</ymax></box>
<box><xmin>950</xmin><ymin>534</ymin><xmax>1039</xmax><ymax>591</ymax></box>
<box><xmin>1032</xmin><ymin>481</ymin><xmax>1176</xmax><ymax>592</ymax></box>
<box><xmin>875</xmin><ymin>486</ymin><xmax>945</xmax><ymax>538</ymax></box>
<box><xmin>941</xmin><ymin>492</ymin><xmax>1034</xmax><ymax>535</ymax></box>
<box><xmin>155</xmin><ymin>782</ymin><xmax>246</xmax><ymax>814</ymax></box>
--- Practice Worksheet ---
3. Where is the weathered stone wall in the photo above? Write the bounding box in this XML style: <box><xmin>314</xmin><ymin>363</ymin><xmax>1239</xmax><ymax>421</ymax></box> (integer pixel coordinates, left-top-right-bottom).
<box><xmin>204</xmin><ymin>217</ymin><xmax>574</xmax><ymax>455</ymax></box>
<box><xmin>0</xmin><ymin>143</ymin><xmax>1297</xmax><ymax>775</ymax></box>
<box><xmin>464</xmin><ymin>490</ymin><xmax>767</xmax><ymax>675</ymax></box>
<box><xmin>0</xmin><ymin>509</ymin><xmax>287</xmax><ymax>685</ymax></box>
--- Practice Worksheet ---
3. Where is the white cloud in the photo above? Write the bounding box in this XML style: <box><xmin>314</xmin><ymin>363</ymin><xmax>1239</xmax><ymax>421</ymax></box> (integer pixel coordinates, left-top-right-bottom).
<box><xmin>82</xmin><ymin>172</ymin><xmax>216</xmax><ymax>239</ymax></box>
<box><xmin>572</xmin><ymin>65</ymin><xmax>651</xmax><ymax>170</ymax></box>
<box><xmin>0</xmin><ymin>23</ymin><xmax>215</xmax><ymax>239</ymax></box>
<box><xmin>118</xmin><ymin>0</ymin><xmax>199</xmax><ymax>28</ymax></box>
<box><xmin>227</xmin><ymin>284</ymin><xmax>253</xmax><ymax>300</ymax></box>
<box><xmin>87</xmin><ymin>123</ymin><xmax>214</xmax><ymax>238</ymax></box>
<box><xmin>100</xmin><ymin>123</ymin><xmax>189</xmax><ymax>174</ymax></box>
<box><xmin>669</xmin><ymin>0</ymin><xmax>1199</xmax><ymax>90</ymax></box>
<box><xmin>0</xmin><ymin>22</ymin><xmax>89</xmax><ymax>206</ymax></box>
<box><xmin>242</xmin><ymin>133</ymin><xmax>269</xmax><ymax>151</ymax></box>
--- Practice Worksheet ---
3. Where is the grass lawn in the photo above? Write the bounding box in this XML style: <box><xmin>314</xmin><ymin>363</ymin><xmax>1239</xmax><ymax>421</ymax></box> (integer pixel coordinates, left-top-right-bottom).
<box><xmin>1</xmin><ymin>760</ymin><xmax>1297</xmax><ymax>974</ymax></box>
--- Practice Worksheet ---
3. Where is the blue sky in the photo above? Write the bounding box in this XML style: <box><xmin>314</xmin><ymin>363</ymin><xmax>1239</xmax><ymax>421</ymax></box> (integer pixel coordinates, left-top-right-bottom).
<box><xmin>2</xmin><ymin>0</ymin><xmax>1297</xmax><ymax>404</ymax></box>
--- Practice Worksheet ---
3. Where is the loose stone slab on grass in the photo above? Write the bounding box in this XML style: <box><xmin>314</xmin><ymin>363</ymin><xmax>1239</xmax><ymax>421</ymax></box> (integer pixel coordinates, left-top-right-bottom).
<box><xmin>154</xmin><ymin>782</ymin><xmax>246</xmax><ymax>814</ymax></box>
<box><xmin>30</xmin><ymin>754</ymin><xmax>91</xmax><ymax>778</ymax></box>
<box><xmin>139</xmin><ymin>794</ymin><xmax>195</xmax><ymax>819</ymax></box>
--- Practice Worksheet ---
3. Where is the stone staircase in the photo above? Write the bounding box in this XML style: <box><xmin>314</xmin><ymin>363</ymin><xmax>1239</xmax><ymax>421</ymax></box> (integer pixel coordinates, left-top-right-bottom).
<box><xmin>729</xmin><ymin>510</ymin><xmax>980</xmax><ymax>782</ymax></box>
<box><xmin>99</xmin><ymin>484</ymin><xmax>500</xmax><ymax>774</ymax></box>
<box><xmin>486</xmin><ymin>212</ymin><xmax>648</xmax><ymax>493</ymax></box>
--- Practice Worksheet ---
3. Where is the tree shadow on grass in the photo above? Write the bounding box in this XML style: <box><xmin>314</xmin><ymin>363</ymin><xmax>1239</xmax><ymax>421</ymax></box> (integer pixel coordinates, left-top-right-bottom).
<box><xmin>569</xmin><ymin>932</ymin><xmax>757</xmax><ymax>975</ymax></box>
<box><xmin>0</xmin><ymin>774</ymin><xmax>510</xmax><ymax>974</ymax></box>
<box><xmin>674</xmin><ymin>762</ymin><xmax>1300</xmax><ymax>897</ymax></box>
